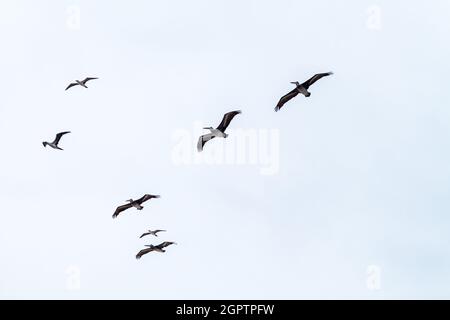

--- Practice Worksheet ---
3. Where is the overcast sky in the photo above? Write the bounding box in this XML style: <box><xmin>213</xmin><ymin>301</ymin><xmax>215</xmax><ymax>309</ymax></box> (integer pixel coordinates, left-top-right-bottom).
<box><xmin>1</xmin><ymin>0</ymin><xmax>450</xmax><ymax>299</ymax></box>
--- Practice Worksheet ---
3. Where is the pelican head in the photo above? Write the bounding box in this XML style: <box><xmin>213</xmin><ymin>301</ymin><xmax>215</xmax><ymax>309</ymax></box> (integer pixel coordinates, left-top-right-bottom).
<box><xmin>126</xmin><ymin>199</ymin><xmax>134</xmax><ymax>203</ymax></box>
<box><xmin>145</xmin><ymin>245</ymin><xmax>154</xmax><ymax>248</ymax></box>
<box><xmin>203</xmin><ymin>127</ymin><xmax>214</xmax><ymax>130</ymax></box>
<box><xmin>42</xmin><ymin>142</ymin><xmax>48</xmax><ymax>147</ymax></box>
<box><xmin>290</xmin><ymin>81</ymin><xmax>300</xmax><ymax>86</ymax></box>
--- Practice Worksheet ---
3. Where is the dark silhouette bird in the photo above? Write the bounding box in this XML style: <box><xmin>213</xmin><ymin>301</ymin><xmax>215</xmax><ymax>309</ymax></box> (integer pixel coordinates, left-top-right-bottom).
<box><xmin>197</xmin><ymin>110</ymin><xmax>241</xmax><ymax>152</ymax></box>
<box><xmin>275</xmin><ymin>72</ymin><xmax>333</xmax><ymax>112</ymax></box>
<box><xmin>140</xmin><ymin>229</ymin><xmax>166</xmax><ymax>238</ymax></box>
<box><xmin>65</xmin><ymin>77</ymin><xmax>98</xmax><ymax>91</ymax></box>
<box><xmin>112</xmin><ymin>194</ymin><xmax>160</xmax><ymax>219</ymax></box>
<box><xmin>136</xmin><ymin>242</ymin><xmax>177</xmax><ymax>259</ymax></box>
<box><xmin>42</xmin><ymin>131</ymin><xmax>71</xmax><ymax>150</ymax></box>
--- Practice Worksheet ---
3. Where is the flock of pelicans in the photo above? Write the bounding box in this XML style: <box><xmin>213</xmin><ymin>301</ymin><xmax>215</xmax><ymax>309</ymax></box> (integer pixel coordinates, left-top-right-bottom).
<box><xmin>43</xmin><ymin>72</ymin><xmax>334</xmax><ymax>259</ymax></box>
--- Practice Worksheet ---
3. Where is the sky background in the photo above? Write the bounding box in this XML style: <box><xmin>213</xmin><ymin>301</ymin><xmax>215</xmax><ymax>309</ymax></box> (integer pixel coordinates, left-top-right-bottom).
<box><xmin>1</xmin><ymin>0</ymin><xmax>450</xmax><ymax>299</ymax></box>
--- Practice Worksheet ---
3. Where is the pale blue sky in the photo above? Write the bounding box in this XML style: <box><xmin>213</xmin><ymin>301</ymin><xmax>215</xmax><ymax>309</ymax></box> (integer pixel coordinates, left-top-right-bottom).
<box><xmin>1</xmin><ymin>0</ymin><xmax>450</xmax><ymax>299</ymax></box>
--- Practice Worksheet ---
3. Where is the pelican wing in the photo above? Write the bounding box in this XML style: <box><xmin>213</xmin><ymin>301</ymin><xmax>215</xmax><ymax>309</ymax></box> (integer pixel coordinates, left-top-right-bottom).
<box><xmin>81</xmin><ymin>77</ymin><xmax>98</xmax><ymax>84</ymax></box>
<box><xmin>112</xmin><ymin>203</ymin><xmax>133</xmax><ymax>219</ymax></box>
<box><xmin>157</xmin><ymin>241</ymin><xmax>176</xmax><ymax>249</ymax></box>
<box><xmin>139</xmin><ymin>232</ymin><xmax>151</xmax><ymax>239</ymax></box>
<box><xmin>136</xmin><ymin>247</ymin><xmax>155</xmax><ymax>259</ymax></box>
<box><xmin>302</xmin><ymin>72</ymin><xmax>333</xmax><ymax>89</ymax></box>
<box><xmin>53</xmin><ymin>131</ymin><xmax>70</xmax><ymax>145</ymax></box>
<box><xmin>154</xmin><ymin>230</ymin><xmax>166</xmax><ymax>234</ymax></box>
<box><xmin>197</xmin><ymin>133</ymin><xmax>215</xmax><ymax>152</ymax></box>
<box><xmin>216</xmin><ymin>110</ymin><xmax>241</xmax><ymax>133</ymax></box>
<box><xmin>275</xmin><ymin>88</ymin><xmax>299</xmax><ymax>112</ymax></box>
<box><xmin>65</xmin><ymin>83</ymin><xmax>78</xmax><ymax>91</ymax></box>
<box><xmin>136</xmin><ymin>194</ymin><xmax>160</xmax><ymax>205</ymax></box>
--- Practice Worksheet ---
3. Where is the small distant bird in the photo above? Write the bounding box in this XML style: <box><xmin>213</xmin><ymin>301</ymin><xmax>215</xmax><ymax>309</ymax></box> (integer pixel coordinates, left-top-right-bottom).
<box><xmin>197</xmin><ymin>110</ymin><xmax>241</xmax><ymax>152</ymax></box>
<box><xmin>140</xmin><ymin>229</ymin><xmax>166</xmax><ymax>238</ymax></box>
<box><xmin>112</xmin><ymin>194</ymin><xmax>160</xmax><ymax>219</ymax></box>
<box><xmin>275</xmin><ymin>72</ymin><xmax>333</xmax><ymax>112</ymax></box>
<box><xmin>136</xmin><ymin>241</ymin><xmax>177</xmax><ymax>259</ymax></box>
<box><xmin>42</xmin><ymin>131</ymin><xmax>71</xmax><ymax>150</ymax></box>
<box><xmin>65</xmin><ymin>77</ymin><xmax>98</xmax><ymax>91</ymax></box>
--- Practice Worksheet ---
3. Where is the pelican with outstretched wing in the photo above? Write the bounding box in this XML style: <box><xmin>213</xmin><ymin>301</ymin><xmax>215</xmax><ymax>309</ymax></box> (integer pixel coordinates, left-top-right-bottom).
<box><xmin>65</xmin><ymin>77</ymin><xmax>98</xmax><ymax>91</ymax></box>
<box><xmin>139</xmin><ymin>229</ymin><xmax>166</xmax><ymax>238</ymax></box>
<box><xmin>136</xmin><ymin>241</ymin><xmax>177</xmax><ymax>259</ymax></box>
<box><xmin>42</xmin><ymin>131</ymin><xmax>71</xmax><ymax>150</ymax></box>
<box><xmin>197</xmin><ymin>110</ymin><xmax>241</xmax><ymax>152</ymax></box>
<box><xmin>275</xmin><ymin>72</ymin><xmax>333</xmax><ymax>112</ymax></box>
<box><xmin>112</xmin><ymin>194</ymin><xmax>160</xmax><ymax>219</ymax></box>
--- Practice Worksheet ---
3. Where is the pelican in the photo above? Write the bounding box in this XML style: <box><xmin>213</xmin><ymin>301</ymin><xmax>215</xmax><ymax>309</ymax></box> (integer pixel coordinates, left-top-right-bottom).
<box><xmin>275</xmin><ymin>72</ymin><xmax>333</xmax><ymax>112</ymax></box>
<box><xmin>112</xmin><ymin>194</ymin><xmax>160</xmax><ymax>219</ymax></box>
<box><xmin>136</xmin><ymin>242</ymin><xmax>177</xmax><ymax>259</ymax></box>
<box><xmin>139</xmin><ymin>229</ymin><xmax>166</xmax><ymax>238</ymax></box>
<box><xmin>197</xmin><ymin>110</ymin><xmax>241</xmax><ymax>152</ymax></box>
<box><xmin>65</xmin><ymin>77</ymin><xmax>98</xmax><ymax>91</ymax></box>
<box><xmin>42</xmin><ymin>131</ymin><xmax>70</xmax><ymax>150</ymax></box>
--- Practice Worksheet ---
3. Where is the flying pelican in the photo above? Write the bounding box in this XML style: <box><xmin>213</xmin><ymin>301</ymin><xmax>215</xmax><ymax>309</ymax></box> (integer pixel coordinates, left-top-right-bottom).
<box><xmin>65</xmin><ymin>77</ymin><xmax>98</xmax><ymax>91</ymax></box>
<box><xmin>197</xmin><ymin>110</ymin><xmax>241</xmax><ymax>152</ymax></box>
<box><xmin>112</xmin><ymin>194</ymin><xmax>160</xmax><ymax>219</ymax></box>
<box><xmin>136</xmin><ymin>242</ymin><xmax>177</xmax><ymax>259</ymax></box>
<box><xmin>275</xmin><ymin>72</ymin><xmax>333</xmax><ymax>112</ymax></box>
<box><xmin>42</xmin><ymin>131</ymin><xmax>71</xmax><ymax>150</ymax></box>
<box><xmin>139</xmin><ymin>229</ymin><xmax>166</xmax><ymax>238</ymax></box>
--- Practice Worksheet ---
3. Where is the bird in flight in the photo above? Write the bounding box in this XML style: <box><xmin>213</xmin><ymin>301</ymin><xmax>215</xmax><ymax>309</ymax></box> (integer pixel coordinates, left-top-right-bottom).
<box><xmin>136</xmin><ymin>242</ymin><xmax>177</xmax><ymax>259</ymax></box>
<box><xmin>139</xmin><ymin>229</ymin><xmax>166</xmax><ymax>238</ymax></box>
<box><xmin>65</xmin><ymin>77</ymin><xmax>98</xmax><ymax>91</ymax></box>
<box><xmin>197</xmin><ymin>110</ymin><xmax>241</xmax><ymax>152</ymax></box>
<box><xmin>275</xmin><ymin>72</ymin><xmax>333</xmax><ymax>112</ymax></box>
<box><xmin>112</xmin><ymin>194</ymin><xmax>160</xmax><ymax>219</ymax></box>
<box><xmin>42</xmin><ymin>131</ymin><xmax>71</xmax><ymax>150</ymax></box>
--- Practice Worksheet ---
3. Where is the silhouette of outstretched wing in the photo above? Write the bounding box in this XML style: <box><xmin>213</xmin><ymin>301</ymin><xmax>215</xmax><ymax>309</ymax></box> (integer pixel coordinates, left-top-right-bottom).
<box><xmin>81</xmin><ymin>77</ymin><xmax>98</xmax><ymax>85</ymax></box>
<box><xmin>156</xmin><ymin>241</ymin><xmax>176</xmax><ymax>249</ymax></box>
<box><xmin>139</xmin><ymin>232</ymin><xmax>151</xmax><ymax>239</ymax></box>
<box><xmin>112</xmin><ymin>203</ymin><xmax>133</xmax><ymax>219</ymax></box>
<box><xmin>302</xmin><ymin>72</ymin><xmax>333</xmax><ymax>89</ymax></box>
<box><xmin>65</xmin><ymin>83</ymin><xmax>78</xmax><ymax>91</ymax></box>
<box><xmin>53</xmin><ymin>131</ymin><xmax>71</xmax><ymax>145</ymax></box>
<box><xmin>216</xmin><ymin>110</ymin><xmax>241</xmax><ymax>133</ymax></box>
<box><xmin>136</xmin><ymin>194</ymin><xmax>160</xmax><ymax>205</ymax></box>
<box><xmin>275</xmin><ymin>88</ymin><xmax>299</xmax><ymax>112</ymax></box>
<box><xmin>136</xmin><ymin>247</ymin><xmax>155</xmax><ymax>259</ymax></box>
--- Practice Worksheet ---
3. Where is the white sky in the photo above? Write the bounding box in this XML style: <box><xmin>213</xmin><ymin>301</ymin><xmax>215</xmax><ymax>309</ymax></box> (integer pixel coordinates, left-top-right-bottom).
<box><xmin>1</xmin><ymin>0</ymin><xmax>450</xmax><ymax>299</ymax></box>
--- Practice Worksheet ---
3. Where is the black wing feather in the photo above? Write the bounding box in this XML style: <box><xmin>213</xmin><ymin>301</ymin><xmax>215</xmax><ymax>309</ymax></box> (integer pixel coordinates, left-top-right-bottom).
<box><xmin>53</xmin><ymin>131</ymin><xmax>70</xmax><ymax>145</ymax></box>
<box><xmin>157</xmin><ymin>241</ymin><xmax>176</xmax><ymax>249</ymax></box>
<box><xmin>302</xmin><ymin>72</ymin><xmax>333</xmax><ymax>89</ymax></box>
<box><xmin>275</xmin><ymin>89</ymin><xmax>299</xmax><ymax>112</ymax></box>
<box><xmin>216</xmin><ymin>110</ymin><xmax>241</xmax><ymax>133</ymax></box>
<box><xmin>82</xmin><ymin>77</ymin><xmax>98</xmax><ymax>84</ymax></box>
<box><xmin>65</xmin><ymin>83</ymin><xmax>78</xmax><ymax>91</ymax></box>
<box><xmin>136</xmin><ymin>194</ymin><xmax>160</xmax><ymax>205</ymax></box>
<box><xmin>136</xmin><ymin>247</ymin><xmax>154</xmax><ymax>259</ymax></box>
<box><xmin>112</xmin><ymin>203</ymin><xmax>133</xmax><ymax>219</ymax></box>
